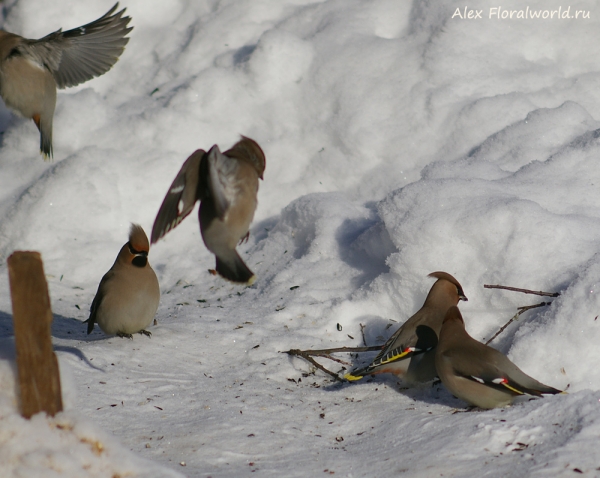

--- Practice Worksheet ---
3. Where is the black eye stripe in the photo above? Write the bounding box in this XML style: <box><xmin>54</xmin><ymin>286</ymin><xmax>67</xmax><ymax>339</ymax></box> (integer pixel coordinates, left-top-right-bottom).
<box><xmin>128</xmin><ymin>242</ymin><xmax>148</xmax><ymax>256</ymax></box>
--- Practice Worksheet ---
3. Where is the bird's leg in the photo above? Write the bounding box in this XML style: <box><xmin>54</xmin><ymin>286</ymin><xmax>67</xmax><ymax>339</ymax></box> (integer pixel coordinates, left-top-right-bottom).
<box><xmin>239</xmin><ymin>231</ymin><xmax>250</xmax><ymax>244</ymax></box>
<box><xmin>117</xmin><ymin>332</ymin><xmax>133</xmax><ymax>339</ymax></box>
<box><xmin>139</xmin><ymin>330</ymin><xmax>152</xmax><ymax>338</ymax></box>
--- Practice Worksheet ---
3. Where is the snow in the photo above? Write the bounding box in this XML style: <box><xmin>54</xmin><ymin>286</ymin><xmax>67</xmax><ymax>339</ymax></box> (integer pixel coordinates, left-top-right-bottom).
<box><xmin>1</xmin><ymin>0</ymin><xmax>600</xmax><ymax>476</ymax></box>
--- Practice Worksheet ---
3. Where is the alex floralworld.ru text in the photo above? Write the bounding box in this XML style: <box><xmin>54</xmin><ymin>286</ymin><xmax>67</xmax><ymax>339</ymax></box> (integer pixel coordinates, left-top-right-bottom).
<box><xmin>452</xmin><ymin>6</ymin><xmax>590</xmax><ymax>20</ymax></box>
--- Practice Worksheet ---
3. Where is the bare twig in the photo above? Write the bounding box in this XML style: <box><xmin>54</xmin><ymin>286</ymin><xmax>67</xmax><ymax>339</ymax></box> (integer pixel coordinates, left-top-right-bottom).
<box><xmin>286</xmin><ymin>346</ymin><xmax>382</xmax><ymax>356</ymax></box>
<box><xmin>360</xmin><ymin>323</ymin><xmax>367</xmax><ymax>346</ymax></box>
<box><xmin>284</xmin><ymin>346</ymin><xmax>382</xmax><ymax>381</ymax></box>
<box><xmin>517</xmin><ymin>303</ymin><xmax>551</xmax><ymax>312</ymax></box>
<box><xmin>484</xmin><ymin>284</ymin><xmax>559</xmax><ymax>297</ymax></box>
<box><xmin>285</xmin><ymin>350</ymin><xmax>342</xmax><ymax>381</ymax></box>
<box><xmin>485</xmin><ymin>301</ymin><xmax>551</xmax><ymax>345</ymax></box>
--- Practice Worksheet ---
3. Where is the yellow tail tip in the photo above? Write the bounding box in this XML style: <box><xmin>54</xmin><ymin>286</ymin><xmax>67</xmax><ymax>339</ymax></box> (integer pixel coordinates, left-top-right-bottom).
<box><xmin>344</xmin><ymin>373</ymin><xmax>364</xmax><ymax>382</ymax></box>
<box><xmin>246</xmin><ymin>275</ymin><xmax>257</xmax><ymax>286</ymax></box>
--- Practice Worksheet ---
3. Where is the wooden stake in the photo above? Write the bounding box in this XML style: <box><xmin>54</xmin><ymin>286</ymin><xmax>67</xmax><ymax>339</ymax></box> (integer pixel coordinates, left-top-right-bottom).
<box><xmin>8</xmin><ymin>251</ymin><xmax>63</xmax><ymax>418</ymax></box>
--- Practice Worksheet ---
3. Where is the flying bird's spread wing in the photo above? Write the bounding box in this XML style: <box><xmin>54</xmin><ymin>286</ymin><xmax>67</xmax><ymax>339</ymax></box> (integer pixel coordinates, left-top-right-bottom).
<box><xmin>28</xmin><ymin>3</ymin><xmax>132</xmax><ymax>88</ymax></box>
<box><xmin>151</xmin><ymin>150</ymin><xmax>205</xmax><ymax>243</ymax></box>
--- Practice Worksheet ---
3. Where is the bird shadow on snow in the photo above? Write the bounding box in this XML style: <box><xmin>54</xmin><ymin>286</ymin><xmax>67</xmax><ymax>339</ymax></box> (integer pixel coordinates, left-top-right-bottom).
<box><xmin>0</xmin><ymin>309</ymin><xmax>103</xmax><ymax>371</ymax></box>
<box><xmin>322</xmin><ymin>372</ymin><xmax>469</xmax><ymax>410</ymax></box>
<box><xmin>334</xmin><ymin>202</ymin><xmax>396</xmax><ymax>289</ymax></box>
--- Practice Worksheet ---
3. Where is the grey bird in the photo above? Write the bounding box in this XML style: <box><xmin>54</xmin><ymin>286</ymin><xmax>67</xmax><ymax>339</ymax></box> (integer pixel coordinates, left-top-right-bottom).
<box><xmin>85</xmin><ymin>224</ymin><xmax>160</xmax><ymax>338</ymax></box>
<box><xmin>435</xmin><ymin>306</ymin><xmax>562</xmax><ymax>409</ymax></box>
<box><xmin>0</xmin><ymin>3</ymin><xmax>132</xmax><ymax>158</ymax></box>
<box><xmin>151</xmin><ymin>136</ymin><xmax>266</xmax><ymax>285</ymax></box>
<box><xmin>345</xmin><ymin>271</ymin><xmax>467</xmax><ymax>383</ymax></box>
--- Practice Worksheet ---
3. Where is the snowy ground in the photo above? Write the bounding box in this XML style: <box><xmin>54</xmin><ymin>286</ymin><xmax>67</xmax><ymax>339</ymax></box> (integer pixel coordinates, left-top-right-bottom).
<box><xmin>1</xmin><ymin>0</ymin><xmax>600</xmax><ymax>476</ymax></box>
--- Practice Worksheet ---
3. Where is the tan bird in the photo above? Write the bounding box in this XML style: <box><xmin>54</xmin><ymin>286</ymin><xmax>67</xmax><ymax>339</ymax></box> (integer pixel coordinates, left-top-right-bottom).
<box><xmin>151</xmin><ymin>136</ymin><xmax>266</xmax><ymax>285</ymax></box>
<box><xmin>85</xmin><ymin>224</ymin><xmax>160</xmax><ymax>338</ymax></box>
<box><xmin>0</xmin><ymin>3</ymin><xmax>132</xmax><ymax>159</ymax></box>
<box><xmin>345</xmin><ymin>271</ymin><xmax>467</xmax><ymax>383</ymax></box>
<box><xmin>435</xmin><ymin>306</ymin><xmax>562</xmax><ymax>409</ymax></box>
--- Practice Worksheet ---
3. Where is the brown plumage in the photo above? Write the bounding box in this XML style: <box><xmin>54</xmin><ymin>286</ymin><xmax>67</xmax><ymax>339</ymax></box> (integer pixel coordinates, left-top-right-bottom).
<box><xmin>0</xmin><ymin>3</ymin><xmax>132</xmax><ymax>158</ymax></box>
<box><xmin>345</xmin><ymin>271</ymin><xmax>467</xmax><ymax>383</ymax></box>
<box><xmin>151</xmin><ymin>136</ymin><xmax>266</xmax><ymax>285</ymax></box>
<box><xmin>85</xmin><ymin>224</ymin><xmax>160</xmax><ymax>338</ymax></box>
<box><xmin>435</xmin><ymin>306</ymin><xmax>562</xmax><ymax>409</ymax></box>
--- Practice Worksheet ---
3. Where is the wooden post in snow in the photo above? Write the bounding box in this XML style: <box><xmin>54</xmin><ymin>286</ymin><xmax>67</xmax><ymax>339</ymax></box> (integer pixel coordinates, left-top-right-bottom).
<box><xmin>7</xmin><ymin>251</ymin><xmax>63</xmax><ymax>418</ymax></box>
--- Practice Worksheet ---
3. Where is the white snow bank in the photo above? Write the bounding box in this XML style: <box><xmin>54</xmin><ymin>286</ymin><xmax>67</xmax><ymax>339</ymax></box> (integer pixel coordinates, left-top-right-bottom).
<box><xmin>1</xmin><ymin>0</ymin><xmax>600</xmax><ymax>476</ymax></box>
<box><xmin>0</xmin><ymin>339</ymin><xmax>183</xmax><ymax>477</ymax></box>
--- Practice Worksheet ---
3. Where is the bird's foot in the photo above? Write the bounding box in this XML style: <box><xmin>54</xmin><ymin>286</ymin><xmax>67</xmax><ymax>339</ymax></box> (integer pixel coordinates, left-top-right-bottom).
<box><xmin>117</xmin><ymin>332</ymin><xmax>133</xmax><ymax>339</ymax></box>
<box><xmin>139</xmin><ymin>329</ymin><xmax>152</xmax><ymax>338</ymax></box>
<box><xmin>239</xmin><ymin>231</ymin><xmax>250</xmax><ymax>244</ymax></box>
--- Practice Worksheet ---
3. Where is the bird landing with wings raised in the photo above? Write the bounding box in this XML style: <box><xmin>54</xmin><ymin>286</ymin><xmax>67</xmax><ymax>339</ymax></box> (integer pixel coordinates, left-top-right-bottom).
<box><xmin>151</xmin><ymin>136</ymin><xmax>266</xmax><ymax>285</ymax></box>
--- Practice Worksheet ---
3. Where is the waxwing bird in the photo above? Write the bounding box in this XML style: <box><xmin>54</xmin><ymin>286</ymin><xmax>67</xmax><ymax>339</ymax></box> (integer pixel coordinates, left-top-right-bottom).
<box><xmin>345</xmin><ymin>271</ymin><xmax>468</xmax><ymax>384</ymax></box>
<box><xmin>0</xmin><ymin>3</ymin><xmax>132</xmax><ymax>159</ymax></box>
<box><xmin>85</xmin><ymin>224</ymin><xmax>160</xmax><ymax>338</ymax></box>
<box><xmin>435</xmin><ymin>306</ymin><xmax>562</xmax><ymax>409</ymax></box>
<box><xmin>151</xmin><ymin>136</ymin><xmax>266</xmax><ymax>285</ymax></box>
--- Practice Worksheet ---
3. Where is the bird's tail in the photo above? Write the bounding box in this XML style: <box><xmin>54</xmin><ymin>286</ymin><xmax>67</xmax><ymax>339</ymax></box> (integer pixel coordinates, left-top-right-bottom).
<box><xmin>215</xmin><ymin>250</ymin><xmax>256</xmax><ymax>285</ymax></box>
<box><xmin>84</xmin><ymin>317</ymin><xmax>95</xmax><ymax>334</ymax></box>
<box><xmin>344</xmin><ymin>367</ymin><xmax>368</xmax><ymax>381</ymax></box>
<box><xmin>33</xmin><ymin>113</ymin><xmax>53</xmax><ymax>160</ymax></box>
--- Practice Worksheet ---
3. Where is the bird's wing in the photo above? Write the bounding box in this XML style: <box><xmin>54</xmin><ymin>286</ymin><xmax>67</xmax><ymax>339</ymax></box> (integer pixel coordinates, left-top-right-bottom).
<box><xmin>85</xmin><ymin>269</ymin><xmax>114</xmax><ymax>334</ymax></box>
<box><xmin>447</xmin><ymin>346</ymin><xmax>559</xmax><ymax>397</ymax></box>
<box><xmin>345</xmin><ymin>324</ymin><xmax>438</xmax><ymax>380</ymax></box>
<box><xmin>206</xmin><ymin>144</ymin><xmax>240</xmax><ymax>220</ymax></box>
<box><xmin>27</xmin><ymin>3</ymin><xmax>132</xmax><ymax>88</ymax></box>
<box><xmin>151</xmin><ymin>150</ymin><xmax>205</xmax><ymax>244</ymax></box>
<box><xmin>370</xmin><ymin>324</ymin><xmax>437</xmax><ymax>368</ymax></box>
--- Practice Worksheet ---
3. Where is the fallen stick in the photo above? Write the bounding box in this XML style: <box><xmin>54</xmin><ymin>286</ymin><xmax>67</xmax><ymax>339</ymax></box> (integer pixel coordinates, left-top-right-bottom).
<box><xmin>483</xmin><ymin>284</ymin><xmax>560</xmax><ymax>297</ymax></box>
<box><xmin>484</xmin><ymin>301</ymin><xmax>551</xmax><ymax>345</ymax></box>
<box><xmin>284</xmin><ymin>346</ymin><xmax>382</xmax><ymax>381</ymax></box>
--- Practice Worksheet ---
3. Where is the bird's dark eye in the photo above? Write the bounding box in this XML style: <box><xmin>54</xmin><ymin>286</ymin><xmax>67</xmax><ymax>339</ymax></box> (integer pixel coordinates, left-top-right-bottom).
<box><xmin>8</xmin><ymin>48</ymin><xmax>21</xmax><ymax>58</ymax></box>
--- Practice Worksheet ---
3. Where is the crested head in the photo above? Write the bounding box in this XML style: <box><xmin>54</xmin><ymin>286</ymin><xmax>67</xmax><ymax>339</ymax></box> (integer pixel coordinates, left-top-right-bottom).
<box><xmin>442</xmin><ymin>305</ymin><xmax>464</xmax><ymax>325</ymax></box>
<box><xmin>428</xmin><ymin>271</ymin><xmax>467</xmax><ymax>301</ymax></box>
<box><xmin>129</xmin><ymin>223</ymin><xmax>150</xmax><ymax>253</ymax></box>
<box><xmin>224</xmin><ymin>136</ymin><xmax>266</xmax><ymax>179</ymax></box>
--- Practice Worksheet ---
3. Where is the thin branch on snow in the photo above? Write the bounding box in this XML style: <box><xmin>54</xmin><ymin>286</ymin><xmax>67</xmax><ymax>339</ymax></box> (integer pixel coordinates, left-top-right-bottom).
<box><xmin>360</xmin><ymin>323</ymin><xmax>367</xmax><ymax>346</ymax></box>
<box><xmin>483</xmin><ymin>284</ymin><xmax>560</xmax><ymax>297</ymax></box>
<box><xmin>482</xmin><ymin>282</ymin><xmax>559</xmax><ymax>344</ymax></box>
<box><xmin>484</xmin><ymin>301</ymin><xmax>552</xmax><ymax>345</ymax></box>
<box><xmin>284</xmin><ymin>346</ymin><xmax>382</xmax><ymax>381</ymax></box>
